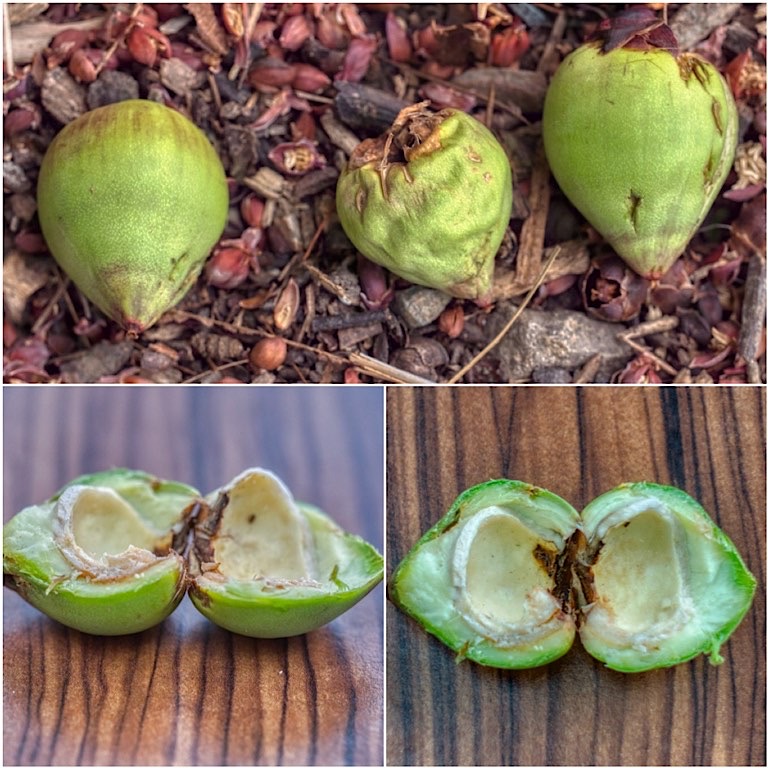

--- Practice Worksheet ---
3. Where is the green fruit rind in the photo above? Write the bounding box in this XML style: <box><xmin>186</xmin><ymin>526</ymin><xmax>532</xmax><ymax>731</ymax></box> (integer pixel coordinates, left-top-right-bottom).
<box><xmin>579</xmin><ymin>482</ymin><xmax>756</xmax><ymax>673</ymax></box>
<box><xmin>542</xmin><ymin>43</ymin><xmax>738</xmax><ymax>278</ymax></box>
<box><xmin>37</xmin><ymin>100</ymin><xmax>229</xmax><ymax>332</ymax></box>
<box><xmin>3</xmin><ymin>469</ymin><xmax>200</xmax><ymax>635</ymax></box>
<box><xmin>189</xmin><ymin>469</ymin><xmax>383</xmax><ymax>638</ymax></box>
<box><xmin>389</xmin><ymin>480</ymin><xmax>580</xmax><ymax>669</ymax></box>
<box><xmin>189</xmin><ymin>504</ymin><xmax>382</xmax><ymax>638</ymax></box>
<box><xmin>336</xmin><ymin>108</ymin><xmax>512</xmax><ymax>300</ymax></box>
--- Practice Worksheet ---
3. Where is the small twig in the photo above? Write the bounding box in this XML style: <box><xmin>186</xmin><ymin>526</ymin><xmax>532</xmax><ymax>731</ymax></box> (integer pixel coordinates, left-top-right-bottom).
<box><xmin>347</xmin><ymin>352</ymin><xmax>434</xmax><ymax>385</ymax></box>
<box><xmin>739</xmin><ymin>254</ymin><xmax>766</xmax><ymax>383</ymax></box>
<box><xmin>617</xmin><ymin>315</ymin><xmax>680</xmax><ymax>340</ymax></box>
<box><xmin>4</xmin><ymin>3</ymin><xmax>15</xmax><ymax>74</ymax></box>
<box><xmin>536</xmin><ymin>10</ymin><xmax>567</xmax><ymax>74</ymax></box>
<box><xmin>278</xmin><ymin>216</ymin><xmax>326</xmax><ymax>282</ymax></box>
<box><xmin>617</xmin><ymin>316</ymin><xmax>680</xmax><ymax>377</ymax></box>
<box><xmin>168</xmin><ymin>309</ymin><xmax>425</xmax><ymax>384</ymax></box>
<box><xmin>380</xmin><ymin>55</ymin><xmax>529</xmax><ymax>123</ymax></box>
<box><xmin>573</xmin><ymin>353</ymin><xmax>603</xmax><ymax>384</ymax></box>
<box><xmin>94</xmin><ymin>3</ymin><xmax>143</xmax><ymax>77</ymax></box>
<box><xmin>31</xmin><ymin>270</ymin><xmax>71</xmax><ymax>335</ymax></box>
<box><xmin>312</xmin><ymin>309</ymin><xmax>390</xmax><ymax>332</ymax></box>
<box><xmin>448</xmin><ymin>246</ymin><xmax>561</xmax><ymax>383</ymax></box>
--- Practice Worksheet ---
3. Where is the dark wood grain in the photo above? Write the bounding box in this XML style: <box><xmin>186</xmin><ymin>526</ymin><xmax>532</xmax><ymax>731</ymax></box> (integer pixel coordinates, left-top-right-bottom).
<box><xmin>386</xmin><ymin>386</ymin><xmax>765</xmax><ymax>767</ymax></box>
<box><xmin>3</xmin><ymin>386</ymin><xmax>384</xmax><ymax>766</ymax></box>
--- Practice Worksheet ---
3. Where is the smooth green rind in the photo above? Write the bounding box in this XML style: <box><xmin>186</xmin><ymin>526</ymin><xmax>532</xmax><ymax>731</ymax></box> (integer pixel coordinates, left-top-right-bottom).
<box><xmin>3</xmin><ymin>470</ymin><xmax>200</xmax><ymax>635</ymax></box>
<box><xmin>579</xmin><ymin>482</ymin><xmax>756</xmax><ymax>672</ymax></box>
<box><xmin>542</xmin><ymin>43</ymin><xmax>738</xmax><ymax>278</ymax></box>
<box><xmin>190</xmin><ymin>503</ymin><xmax>383</xmax><ymax>638</ymax></box>
<box><xmin>389</xmin><ymin>480</ymin><xmax>580</xmax><ymax>669</ymax></box>
<box><xmin>336</xmin><ymin>109</ymin><xmax>512</xmax><ymax>300</ymax></box>
<box><xmin>37</xmin><ymin>99</ymin><xmax>229</xmax><ymax>331</ymax></box>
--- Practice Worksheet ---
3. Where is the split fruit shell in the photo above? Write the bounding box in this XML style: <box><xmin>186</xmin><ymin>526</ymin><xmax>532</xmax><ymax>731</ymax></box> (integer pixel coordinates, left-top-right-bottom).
<box><xmin>336</xmin><ymin>103</ymin><xmax>513</xmax><ymax>302</ymax></box>
<box><xmin>2</xmin><ymin>469</ymin><xmax>199</xmax><ymax>635</ymax></box>
<box><xmin>578</xmin><ymin>482</ymin><xmax>756</xmax><ymax>672</ymax></box>
<box><xmin>390</xmin><ymin>480</ymin><xmax>755</xmax><ymax>672</ymax></box>
<box><xmin>37</xmin><ymin>99</ymin><xmax>229</xmax><ymax>333</ymax></box>
<box><xmin>187</xmin><ymin>468</ymin><xmax>384</xmax><ymax>638</ymax></box>
<box><xmin>389</xmin><ymin>480</ymin><xmax>581</xmax><ymax>668</ymax></box>
<box><xmin>542</xmin><ymin>25</ymin><xmax>738</xmax><ymax>279</ymax></box>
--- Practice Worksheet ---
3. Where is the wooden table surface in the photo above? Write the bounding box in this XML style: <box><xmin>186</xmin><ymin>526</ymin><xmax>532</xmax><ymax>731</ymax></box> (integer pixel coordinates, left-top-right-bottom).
<box><xmin>386</xmin><ymin>386</ymin><xmax>765</xmax><ymax>767</ymax></box>
<box><xmin>3</xmin><ymin>386</ymin><xmax>384</xmax><ymax>767</ymax></box>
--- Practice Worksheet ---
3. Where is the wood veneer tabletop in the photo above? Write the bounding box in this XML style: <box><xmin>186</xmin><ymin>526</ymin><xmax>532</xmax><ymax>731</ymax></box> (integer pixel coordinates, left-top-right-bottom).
<box><xmin>386</xmin><ymin>386</ymin><xmax>765</xmax><ymax>767</ymax></box>
<box><xmin>3</xmin><ymin>386</ymin><xmax>384</xmax><ymax>767</ymax></box>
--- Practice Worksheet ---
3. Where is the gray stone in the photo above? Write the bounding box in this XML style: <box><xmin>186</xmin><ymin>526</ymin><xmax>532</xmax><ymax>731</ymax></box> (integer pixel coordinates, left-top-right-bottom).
<box><xmin>486</xmin><ymin>306</ymin><xmax>631</xmax><ymax>381</ymax></box>
<box><xmin>393</xmin><ymin>286</ymin><xmax>451</xmax><ymax>329</ymax></box>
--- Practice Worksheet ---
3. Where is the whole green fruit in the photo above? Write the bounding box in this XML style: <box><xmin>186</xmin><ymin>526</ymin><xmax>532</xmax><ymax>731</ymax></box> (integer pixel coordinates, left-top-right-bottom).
<box><xmin>336</xmin><ymin>103</ymin><xmax>513</xmax><ymax>302</ymax></box>
<box><xmin>542</xmin><ymin>21</ymin><xmax>738</xmax><ymax>279</ymax></box>
<box><xmin>37</xmin><ymin>99</ymin><xmax>229</xmax><ymax>332</ymax></box>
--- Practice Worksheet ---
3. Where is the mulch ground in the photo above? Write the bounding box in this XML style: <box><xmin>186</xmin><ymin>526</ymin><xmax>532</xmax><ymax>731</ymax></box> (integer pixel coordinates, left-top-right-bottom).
<box><xmin>3</xmin><ymin>2</ymin><xmax>766</xmax><ymax>383</ymax></box>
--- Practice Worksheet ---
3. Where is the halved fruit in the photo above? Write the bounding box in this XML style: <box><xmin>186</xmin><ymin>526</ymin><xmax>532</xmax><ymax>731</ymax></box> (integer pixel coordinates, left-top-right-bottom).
<box><xmin>389</xmin><ymin>480</ymin><xmax>581</xmax><ymax>668</ymax></box>
<box><xmin>390</xmin><ymin>480</ymin><xmax>756</xmax><ymax>672</ymax></box>
<box><xmin>577</xmin><ymin>482</ymin><xmax>757</xmax><ymax>672</ymax></box>
<box><xmin>2</xmin><ymin>469</ymin><xmax>200</xmax><ymax>635</ymax></box>
<box><xmin>187</xmin><ymin>468</ymin><xmax>383</xmax><ymax>637</ymax></box>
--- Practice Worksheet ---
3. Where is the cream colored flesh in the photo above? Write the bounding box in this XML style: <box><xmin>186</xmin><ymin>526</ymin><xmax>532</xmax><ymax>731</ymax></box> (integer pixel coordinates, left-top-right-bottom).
<box><xmin>452</xmin><ymin>507</ymin><xmax>563</xmax><ymax>644</ymax></box>
<box><xmin>212</xmin><ymin>469</ymin><xmax>317</xmax><ymax>582</ymax></box>
<box><xmin>52</xmin><ymin>486</ymin><xmax>163</xmax><ymax>580</ymax></box>
<box><xmin>583</xmin><ymin>506</ymin><xmax>693</xmax><ymax>648</ymax></box>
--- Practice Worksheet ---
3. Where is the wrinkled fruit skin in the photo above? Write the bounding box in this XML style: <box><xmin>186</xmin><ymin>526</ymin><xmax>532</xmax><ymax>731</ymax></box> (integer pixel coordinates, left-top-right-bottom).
<box><xmin>336</xmin><ymin>105</ymin><xmax>513</xmax><ymax>301</ymax></box>
<box><xmin>542</xmin><ymin>43</ymin><xmax>738</xmax><ymax>278</ymax></box>
<box><xmin>37</xmin><ymin>99</ymin><xmax>229</xmax><ymax>332</ymax></box>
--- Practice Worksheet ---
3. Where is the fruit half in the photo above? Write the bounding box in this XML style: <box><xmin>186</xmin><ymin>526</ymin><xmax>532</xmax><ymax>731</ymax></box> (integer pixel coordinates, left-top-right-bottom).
<box><xmin>389</xmin><ymin>480</ymin><xmax>581</xmax><ymax>668</ymax></box>
<box><xmin>187</xmin><ymin>468</ymin><xmax>383</xmax><ymax>637</ymax></box>
<box><xmin>3</xmin><ymin>469</ymin><xmax>200</xmax><ymax>635</ymax></box>
<box><xmin>577</xmin><ymin>482</ymin><xmax>756</xmax><ymax>672</ymax></box>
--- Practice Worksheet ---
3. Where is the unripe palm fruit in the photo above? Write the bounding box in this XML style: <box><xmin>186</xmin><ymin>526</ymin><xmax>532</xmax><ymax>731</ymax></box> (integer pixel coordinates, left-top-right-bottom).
<box><xmin>390</xmin><ymin>480</ymin><xmax>755</xmax><ymax>672</ymax></box>
<box><xmin>336</xmin><ymin>103</ymin><xmax>513</xmax><ymax>302</ymax></box>
<box><xmin>2</xmin><ymin>470</ymin><xmax>200</xmax><ymax>635</ymax></box>
<box><xmin>37</xmin><ymin>99</ymin><xmax>229</xmax><ymax>332</ymax></box>
<box><xmin>542</xmin><ymin>12</ymin><xmax>738</xmax><ymax>279</ymax></box>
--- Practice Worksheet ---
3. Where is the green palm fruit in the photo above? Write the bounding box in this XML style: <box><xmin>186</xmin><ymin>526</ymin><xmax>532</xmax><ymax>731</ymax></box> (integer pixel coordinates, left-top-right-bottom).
<box><xmin>4</xmin><ymin>467</ymin><xmax>383</xmax><ymax>638</ymax></box>
<box><xmin>389</xmin><ymin>480</ymin><xmax>581</xmax><ymax>669</ymax></box>
<box><xmin>37</xmin><ymin>99</ymin><xmax>229</xmax><ymax>333</ymax></box>
<box><xmin>578</xmin><ymin>483</ymin><xmax>756</xmax><ymax>672</ymax></box>
<box><xmin>336</xmin><ymin>103</ymin><xmax>513</xmax><ymax>301</ymax></box>
<box><xmin>542</xmin><ymin>15</ymin><xmax>738</xmax><ymax>279</ymax></box>
<box><xmin>3</xmin><ymin>470</ymin><xmax>200</xmax><ymax>635</ymax></box>
<box><xmin>187</xmin><ymin>468</ymin><xmax>383</xmax><ymax>638</ymax></box>
<box><xmin>390</xmin><ymin>480</ymin><xmax>755</xmax><ymax>672</ymax></box>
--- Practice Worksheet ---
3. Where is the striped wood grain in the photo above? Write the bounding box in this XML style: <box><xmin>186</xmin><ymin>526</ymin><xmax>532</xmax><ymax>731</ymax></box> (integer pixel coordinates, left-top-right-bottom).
<box><xmin>386</xmin><ymin>386</ymin><xmax>765</xmax><ymax>767</ymax></box>
<box><xmin>3</xmin><ymin>386</ymin><xmax>384</xmax><ymax>766</ymax></box>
